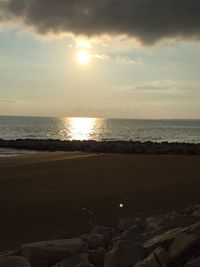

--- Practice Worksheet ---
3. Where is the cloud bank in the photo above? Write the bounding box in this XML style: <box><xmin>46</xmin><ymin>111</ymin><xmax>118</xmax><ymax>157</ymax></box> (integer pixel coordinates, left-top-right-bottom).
<box><xmin>1</xmin><ymin>0</ymin><xmax>200</xmax><ymax>44</ymax></box>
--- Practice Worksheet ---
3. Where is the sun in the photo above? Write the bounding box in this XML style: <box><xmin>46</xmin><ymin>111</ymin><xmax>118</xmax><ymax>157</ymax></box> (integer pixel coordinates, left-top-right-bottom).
<box><xmin>76</xmin><ymin>50</ymin><xmax>91</xmax><ymax>65</ymax></box>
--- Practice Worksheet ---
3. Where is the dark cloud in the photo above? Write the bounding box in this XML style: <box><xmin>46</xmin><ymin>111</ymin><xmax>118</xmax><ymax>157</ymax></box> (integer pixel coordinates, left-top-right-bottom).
<box><xmin>1</xmin><ymin>0</ymin><xmax>200</xmax><ymax>44</ymax></box>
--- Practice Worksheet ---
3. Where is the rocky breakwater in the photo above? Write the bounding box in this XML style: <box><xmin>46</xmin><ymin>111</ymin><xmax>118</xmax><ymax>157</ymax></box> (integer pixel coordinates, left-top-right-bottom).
<box><xmin>2</xmin><ymin>205</ymin><xmax>200</xmax><ymax>266</ymax></box>
<box><xmin>0</xmin><ymin>139</ymin><xmax>200</xmax><ymax>155</ymax></box>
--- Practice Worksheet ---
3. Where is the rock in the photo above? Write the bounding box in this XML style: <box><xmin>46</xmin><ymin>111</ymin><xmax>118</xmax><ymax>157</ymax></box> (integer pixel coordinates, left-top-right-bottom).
<box><xmin>185</xmin><ymin>257</ymin><xmax>200</xmax><ymax>267</ymax></box>
<box><xmin>91</xmin><ymin>226</ymin><xmax>112</xmax><ymax>244</ymax></box>
<box><xmin>144</xmin><ymin>227</ymin><xmax>183</xmax><ymax>254</ymax></box>
<box><xmin>168</xmin><ymin>233</ymin><xmax>197</xmax><ymax>260</ymax></box>
<box><xmin>192</xmin><ymin>210</ymin><xmax>200</xmax><ymax>218</ymax></box>
<box><xmin>184</xmin><ymin>205</ymin><xmax>200</xmax><ymax>215</ymax></box>
<box><xmin>111</xmin><ymin>232</ymin><xmax>150</xmax><ymax>244</ymax></box>
<box><xmin>134</xmin><ymin>252</ymin><xmax>160</xmax><ymax>267</ymax></box>
<box><xmin>52</xmin><ymin>253</ymin><xmax>88</xmax><ymax>267</ymax></box>
<box><xmin>154</xmin><ymin>247</ymin><xmax>169</xmax><ymax>267</ymax></box>
<box><xmin>135</xmin><ymin>247</ymin><xmax>169</xmax><ymax>267</ymax></box>
<box><xmin>89</xmin><ymin>247</ymin><xmax>105</xmax><ymax>267</ymax></box>
<box><xmin>126</xmin><ymin>225</ymin><xmax>145</xmax><ymax>234</ymax></box>
<box><xmin>162</xmin><ymin>215</ymin><xmax>198</xmax><ymax>229</ymax></box>
<box><xmin>81</xmin><ymin>234</ymin><xmax>106</xmax><ymax>249</ymax></box>
<box><xmin>104</xmin><ymin>240</ymin><xmax>145</xmax><ymax>267</ymax></box>
<box><xmin>186</xmin><ymin>221</ymin><xmax>200</xmax><ymax>237</ymax></box>
<box><xmin>116</xmin><ymin>219</ymin><xmax>135</xmax><ymax>232</ymax></box>
<box><xmin>145</xmin><ymin>214</ymin><xmax>197</xmax><ymax>234</ymax></box>
<box><xmin>20</xmin><ymin>238</ymin><xmax>88</xmax><ymax>267</ymax></box>
<box><xmin>145</xmin><ymin>216</ymin><xmax>163</xmax><ymax>232</ymax></box>
<box><xmin>0</xmin><ymin>256</ymin><xmax>31</xmax><ymax>267</ymax></box>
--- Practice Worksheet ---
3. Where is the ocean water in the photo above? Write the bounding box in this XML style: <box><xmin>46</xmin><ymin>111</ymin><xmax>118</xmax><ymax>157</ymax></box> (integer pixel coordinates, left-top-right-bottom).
<box><xmin>0</xmin><ymin>116</ymin><xmax>200</xmax><ymax>145</ymax></box>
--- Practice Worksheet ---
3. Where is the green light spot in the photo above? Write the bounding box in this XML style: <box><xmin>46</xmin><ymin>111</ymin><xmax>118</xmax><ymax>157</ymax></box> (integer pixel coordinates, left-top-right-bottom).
<box><xmin>119</xmin><ymin>203</ymin><xmax>124</xmax><ymax>208</ymax></box>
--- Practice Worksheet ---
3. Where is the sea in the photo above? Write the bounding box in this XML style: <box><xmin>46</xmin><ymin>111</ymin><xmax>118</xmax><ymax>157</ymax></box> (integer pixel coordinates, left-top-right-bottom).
<box><xmin>0</xmin><ymin>116</ymin><xmax>200</xmax><ymax>156</ymax></box>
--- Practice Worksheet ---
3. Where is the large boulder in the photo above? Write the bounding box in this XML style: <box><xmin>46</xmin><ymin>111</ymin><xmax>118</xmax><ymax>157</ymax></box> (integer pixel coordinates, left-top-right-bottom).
<box><xmin>154</xmin><ymin>247</ymin><xmax>169</xmax><ymax>266</ymax></box>
<box><xmin>162</xmin><ymin>215</ymin><xmax>198</xmax><ymax>229</ymax></box>
<box><xmin>52</xmin><ymin>253</ymin><xmax>88</xmax><ymax>267</ymax></box>
<box><xmin>91</xmin><ymin>226</ymin><xmax>113</xmax><ymax>244</ymax></box>
<box><xmin>143</xmin><ymin>227</ymin><xmax>184</xmax><ymax>254</ymax></box>
<box><xmin>168</xmin><ymin>233</ymin><xmax>197</xmax><ymax>260</ymax></box>
<box><xmin>117</xmin><ymin>218</ymin><xmax>145</xmax><ymax>232</ymax></box>
<box><xmin>111</xmin><ymin>232</ymin><xmax>150</xmax><ymax>245</ymax></box>
<box><xmin>81</xmin><ymin>234</ymin><xmax>106</xmax><ymax>249</ymax></box>
<box><xmin>135</xmin><ymin>247</ymin><xmax>169</xmax><ymax>267</ymax></box>
<box><xmin>185</xmin><ymin>221</ymin><xmax>200</xmax><ymax>237</ymax></box>
<box><xmin>104</xmin><ymin>240</ymin><xmax>145</xmax><ymax>267</ymax></box>
<box><xmin>184</xmin><ymin>205</ymin><xmax>200</xmax><ymax>215</ymax></box>
<box><xmin>89</xmin><ymin>247</ymin><xmax>105</xmax><ymax>267</ymax></box>
<box><xmin>125</xmin><ymin>225</ymin><xmax>145</xmax><ymax>234</ymax></box>
<box><xmin>117</xmin><ymin>219</ymin><xmax>136</xmax><ymax>232</ymax></box>
<box><xmin>0</xmin><ymin>256</ymin><xmax>31</xmax><ymax>267</ymax></box>
<box><xmin>145</xmin><ymin>214</ymin><xmax>197</xmax><ymax>235</ymax></box>
<box><xmin>20</xmin><ymin>238</ymin><xmax>88</xmax><ymax>267</ymax></box>
<box><xmin>134</xmin><ymin>252</ymin><xmax>160</xmax><ymax>267</ymax></box>
<box><xmin>145</xmin><ymin>216</ymin><xmax>164</xmax><ymax>232</ymax></box>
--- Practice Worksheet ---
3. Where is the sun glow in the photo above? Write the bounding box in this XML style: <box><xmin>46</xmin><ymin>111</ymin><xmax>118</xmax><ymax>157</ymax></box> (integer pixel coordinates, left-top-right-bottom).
<box><xmin>69</xmin><ymin>117</ymin><xmax>96</xmax><ymax>140</ymax></box>
<box><xmin>76</xmin><ymin>50</ymin><xmax>91</xmax><ymax>65</ymax></box>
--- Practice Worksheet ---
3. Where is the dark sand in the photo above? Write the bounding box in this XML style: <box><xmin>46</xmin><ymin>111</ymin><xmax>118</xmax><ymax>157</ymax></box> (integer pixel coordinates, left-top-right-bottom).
<box><xmin>0</xmin><ymin>152</ymin><xmax>200</xmax><ymax>250</ymax></box>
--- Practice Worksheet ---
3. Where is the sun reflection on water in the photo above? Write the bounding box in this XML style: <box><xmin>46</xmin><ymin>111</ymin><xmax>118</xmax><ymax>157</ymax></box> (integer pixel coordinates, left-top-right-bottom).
<box><xmin>61</xmin><ymin>117</ymin><xmax>100</xmax><ymax>140</ymax></box>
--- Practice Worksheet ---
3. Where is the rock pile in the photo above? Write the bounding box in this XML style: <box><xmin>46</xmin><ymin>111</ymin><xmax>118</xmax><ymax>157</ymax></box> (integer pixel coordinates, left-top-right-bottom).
<box><xmin>1</xmin><ymin>205</ymin><xmax>200</xmax><ymax>267</ymax></box>
<box><xmin>0</xmin><ymin>139</ymin><xmax>200</xmax><ymax>155</ymax></box>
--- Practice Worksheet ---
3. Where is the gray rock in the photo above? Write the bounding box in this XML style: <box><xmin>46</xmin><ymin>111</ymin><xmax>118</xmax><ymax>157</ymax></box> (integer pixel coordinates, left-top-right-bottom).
<box><xmin>135</xmin><ymin>247</ymin><xmax>169</xmax><ymax>267</ymax></box>
<box><xmin>145</xmin><ymin>216</ymin><xmax>163</xmax><ymax>232</ymax></box>
<box><xmin>134</xmin><ymin>252</ymin><xmax>160</xmax><ymax>267</ymax></box>
<box><xmin>144</xmin><ymin>227</ymin><xmax>184</xmax><ymax>254</ymax></box>
<box><xmin>20</xmin><ymin>238</ymin><xmax>88</xmax><ymax>267</ymax></box>
<box><xmin>91</xmin><ymin>226</ymin><xmax>112</xmax><ymax>244</ymax></box>
<box><xmin>145</xmin><ymin>214</ymin><xmax>197</xmax><ymax>234</ymax></box>
<box><xmin>81</xmin><ymin>234</ymin><xmax>106</xmax><ymax>249</ymax></box>
<box><xmin>192</xmin><ymin>209</ymin><xmax>200</xmax><ymax>218</ymax></box>
<box><xmin>0</xmin><ymin>256</ymin><xmax>31</xmax><ymax>267</ymax></box>
<box><xmin>126</xmin><ymin>225</ymin><xmax>144</xmax><ymax>234</ymax></box>
<box><xmin>154</xmin><ymin>247</ymin><xmax>169</xmax><ymax>267</ymax></box>
<box><xmin>52</xmin><ymin>253</ymin><xmax>88</xmax><ymax>267</ymax></box>
<box><xmin>184</xmin><ymin>205</ymin><xmax>200</xmax><ymax>215</ymax></box>
<box><xmin>150</xmin><ymin>226</ymin><xmax>171</xmax><ymax>236</ymax></box>
<box><xmin>162</xmin><ymin>215</ymin><xmax>198</xmax><ymax>229</ymax></box>
<box><xmin>111</xmin><ymin>232</ymin><xmax>150</xmax><ymax>245</ymax></box>
<box><xmin>89</xmin><ymin>247</ymin><xmax>105</xmax><ymax>267</ymax></box>
<box><xmin>117</xmin><ymin>219</ymin><xmax>135</xmax><ymax>232</ymax></box>
<box><xmin>104</xmin><ymin>240</ymin><xmax>145</xmax><ymax>267</ymax></box>
<box><xmin>168</xmin><ymin>232</ymin><xmax>197</xmax><ymax>260</ymax></box>
<box><xmin>186</xmin><ymin>221</ymin><xmax>200</xmax><ymax>237</ymax></box>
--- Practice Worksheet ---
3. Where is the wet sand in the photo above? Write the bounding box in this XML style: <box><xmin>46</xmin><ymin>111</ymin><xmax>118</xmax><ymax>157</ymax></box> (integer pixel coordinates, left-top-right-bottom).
<box><xmin>0</xmin><ymin>152</ymin><xmax>200</xmax><ymax>250</ymax></box>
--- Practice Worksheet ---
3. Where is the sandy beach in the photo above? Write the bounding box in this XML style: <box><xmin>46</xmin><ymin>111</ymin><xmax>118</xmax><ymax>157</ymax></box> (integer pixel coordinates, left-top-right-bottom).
<box><xmin>0</xmin><ymin>152</ymin><xmax>200</xmax><ymax>250</ymax></box>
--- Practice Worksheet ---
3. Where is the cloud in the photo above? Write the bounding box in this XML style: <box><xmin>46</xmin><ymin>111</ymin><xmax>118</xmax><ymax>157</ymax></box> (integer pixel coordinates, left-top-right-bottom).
<box><xmin>1</xmin><ymin>0</ymin><xmax>200</xmax><ymax>44</ymax></box>
<box><xmin>137</xmin><ymin>80</ymin><xmax>181</xmax><ymax>91</ymax></box>
<box><xmin>0</xmin><ymin>98</ymin><xmax>17</xmax><ymax>104</ymax></box>
<box><xmin>117</xmin><ymin>80</ymin><xmax>183</xmax><ymax>92</ymax></box>
<box><xmin>116</xmin><ymin>56</ymin><xmax>143</xmax><ymax>65</ymax></box>
<box><xmin>93</xmin><ymin>53</ymin><xmax>109</xmax><ymax>60</ymax></box>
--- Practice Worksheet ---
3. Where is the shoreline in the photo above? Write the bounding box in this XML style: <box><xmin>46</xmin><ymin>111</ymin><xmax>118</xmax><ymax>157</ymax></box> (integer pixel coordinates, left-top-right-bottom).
<box><xmin>0</xmin><ymin>139</ymin><xmax>200</xmax><ymax>155</ymax></box>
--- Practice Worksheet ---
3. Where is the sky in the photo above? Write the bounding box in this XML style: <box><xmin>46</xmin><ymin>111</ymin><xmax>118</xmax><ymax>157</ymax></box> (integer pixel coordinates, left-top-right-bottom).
<box><xmin>0</xmin><ymin>0</ymin><xmax>200</xmax><ymax>119</ymax></box>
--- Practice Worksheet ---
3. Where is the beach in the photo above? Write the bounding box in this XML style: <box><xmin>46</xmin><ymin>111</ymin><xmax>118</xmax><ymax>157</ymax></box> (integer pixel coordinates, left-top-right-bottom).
<box><xmin>0</xmin><ymin>152</ymin><xmax>200</xmax><ymax>250</ymax></box>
